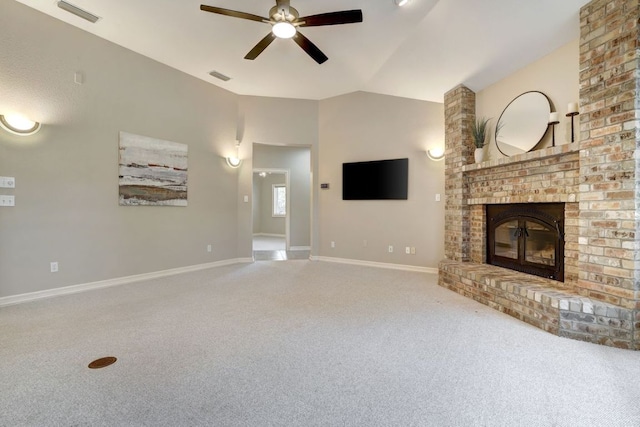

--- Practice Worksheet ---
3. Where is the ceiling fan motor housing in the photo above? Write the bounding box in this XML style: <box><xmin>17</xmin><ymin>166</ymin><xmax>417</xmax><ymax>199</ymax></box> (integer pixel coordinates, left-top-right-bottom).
<box><xmin>269</xmin><ymin>5</ymin><xmax>298</xmax><ymax>23</ymax></box>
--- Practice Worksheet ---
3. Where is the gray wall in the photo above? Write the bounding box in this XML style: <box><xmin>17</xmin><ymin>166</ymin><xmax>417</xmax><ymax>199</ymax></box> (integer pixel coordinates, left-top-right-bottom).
<box><xmin>252</xmin><ymin>176</ymin><xmax>261</xmax><ymax>233</ymax></box>
<box><xmin>238</xmin><ymin>96</ymin><xmax>319</xmax><ymax>256</ymax></box>
<box><xmin>252</xmin><ymin>173</ymin><xmax>287</xmax><ymax>236</ymax></box>
<box><xmin>253</xmin><ymin>145</ymin><xmax>311</xmax><ymax>247</ymax></box>
<box><xmin>0</xmin><ymin>2</ymin><xmax>239</xmax><ymax>297</ymax></box>
<box><xmin>0</xmin><ymin>2</ymin><xmax>465</xmax><ymax>298</ymax></box>
<box><xmin>318</xmin><ymin>92</ymin><xmax>446</xmax><ymax>267</ymax></box>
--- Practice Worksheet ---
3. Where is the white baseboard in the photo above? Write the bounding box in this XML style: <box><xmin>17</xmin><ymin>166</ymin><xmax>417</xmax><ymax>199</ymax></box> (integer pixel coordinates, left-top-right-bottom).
<box><xmin>310</xmin><ymin>256</ymin><xmax>438</xmax><ymax>274</ymax></box>
<box><xmin>289</xmin><ymin>246</ymin><xmax>311</xmax><ymax>251</ymax></box>
<box><xmin>0</xmin><ymin>258</ymin><xmax>254</xmax><ymax>308</ymax></box>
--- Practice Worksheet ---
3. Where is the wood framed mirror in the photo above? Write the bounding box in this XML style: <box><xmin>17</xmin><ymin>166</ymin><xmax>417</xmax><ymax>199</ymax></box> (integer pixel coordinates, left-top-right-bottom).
<box><xmin>495</xmin><ymin>91</ymin><xmax>551</xmax><ymax>157</ymax></box>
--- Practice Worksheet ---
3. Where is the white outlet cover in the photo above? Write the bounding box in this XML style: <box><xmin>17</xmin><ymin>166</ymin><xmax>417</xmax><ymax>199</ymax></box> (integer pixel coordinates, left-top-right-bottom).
<box><xmin>0</xmin><ymin>195</ymin><xmax>15</xmax><ymax>206</ymax></box>
<box><xmin>0</xmin><ymin>177</ymin><xmax>15</xmax><ymax>188</ymax></box>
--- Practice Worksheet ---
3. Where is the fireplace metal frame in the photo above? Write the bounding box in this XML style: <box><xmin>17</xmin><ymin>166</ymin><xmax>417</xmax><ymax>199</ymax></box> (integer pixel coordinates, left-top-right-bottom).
<box><xmin>486</xmin><ymin>203</ymin><xmax>564</xmax><ymax>281</ymax></box>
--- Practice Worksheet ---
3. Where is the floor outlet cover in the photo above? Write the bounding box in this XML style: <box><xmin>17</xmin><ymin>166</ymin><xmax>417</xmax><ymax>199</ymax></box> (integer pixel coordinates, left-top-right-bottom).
<box><xmin>88</xmin><ymin>356</ymin><xmax>117</xmax><ymax>369</ymax></box>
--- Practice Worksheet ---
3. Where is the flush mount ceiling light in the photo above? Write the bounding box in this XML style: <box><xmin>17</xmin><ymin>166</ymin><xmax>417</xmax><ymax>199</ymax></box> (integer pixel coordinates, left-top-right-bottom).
<box><xmin>57</xmin><ymin>0</ymin><xmax>100</xmax><ymax>23</ymax></box>
<box><xmin>395</xmin><ymin>0</ymin><xmax>410</xmax><ymax>6</ymax></box>
<box><xmin>0</xmin><ymin>114</ymin><xmax>41</xmax><ymax>136</ymax></box>
<box><xmin>426</xmin><ymin>147</ymin><xmax>445</xmax><ymax>161</ymax></box>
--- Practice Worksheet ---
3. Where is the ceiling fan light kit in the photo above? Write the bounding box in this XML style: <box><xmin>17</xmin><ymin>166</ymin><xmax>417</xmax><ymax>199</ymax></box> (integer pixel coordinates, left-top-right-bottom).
<box><xmin>272</xmin><ymin>22</ymin><xmax>296</xmax><ymax>39</ymax></box>
<box><xmin>200</xmin><ymin>1</ymin><xmax>363</xmax><ymax>64</ymax></box>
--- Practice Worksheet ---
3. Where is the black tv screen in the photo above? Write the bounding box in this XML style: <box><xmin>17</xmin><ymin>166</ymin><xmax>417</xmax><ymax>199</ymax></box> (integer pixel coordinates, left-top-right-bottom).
<box><xmin>342</xmin><ymin>158</ymin><xmax>408</xmax><ymax>200</ymax></box>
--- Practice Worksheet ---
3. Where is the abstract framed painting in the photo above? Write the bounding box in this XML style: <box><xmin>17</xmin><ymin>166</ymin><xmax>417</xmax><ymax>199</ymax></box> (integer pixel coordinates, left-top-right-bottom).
<box><xmin>118</xmin><ymin>132</ymin><xmax>188</xmax><ymax>206</ymax></box>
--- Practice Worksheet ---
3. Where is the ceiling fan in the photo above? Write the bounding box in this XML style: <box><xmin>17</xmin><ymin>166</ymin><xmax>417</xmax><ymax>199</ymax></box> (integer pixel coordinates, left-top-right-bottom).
<box><xmin>200</xmin><ymin>1</ymin><xmax>363</xmax><ymax>64</ymax></box>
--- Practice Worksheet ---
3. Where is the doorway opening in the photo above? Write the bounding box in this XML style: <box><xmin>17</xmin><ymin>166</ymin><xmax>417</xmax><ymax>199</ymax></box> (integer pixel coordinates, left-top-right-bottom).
<box><xmin>252</xmin><ymin>144</ymin><xmax>312</xmax><ymax>261</ymax></box>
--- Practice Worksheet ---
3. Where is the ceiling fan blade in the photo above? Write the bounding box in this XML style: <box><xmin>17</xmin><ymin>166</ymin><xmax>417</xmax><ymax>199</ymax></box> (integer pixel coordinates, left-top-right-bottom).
<box><xmin>200</xmin><ymin>5</ymin><xmax>268</xmax><ymax>23</ymax></box>
<box><xmin>298</xmin><ymin>10</ymin><xmax>363</xmax><ymax>27</ymax></box>
<box><xmin>292</xmin><ymin>32</ymin><xmax>328</xmax><ymax>64</ymax></box>
<box><xmin>244</xmin><ymin>33</ymin><xmax>277</xmax><ymax>60</ymax></box>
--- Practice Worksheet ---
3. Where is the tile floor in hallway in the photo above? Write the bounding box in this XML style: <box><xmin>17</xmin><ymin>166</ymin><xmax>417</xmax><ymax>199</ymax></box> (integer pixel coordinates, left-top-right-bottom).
<box><xmin>253</xmin><ymin>235</ymin><xmax>309</xmax><ymax>261</ymax></box>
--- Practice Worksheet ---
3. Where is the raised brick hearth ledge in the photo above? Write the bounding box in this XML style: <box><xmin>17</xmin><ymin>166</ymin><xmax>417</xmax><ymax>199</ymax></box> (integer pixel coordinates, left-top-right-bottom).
<box><xmin>439</xmin><ymin>260</ymin><xmax>635</xmax><ymax>349</ymax></box>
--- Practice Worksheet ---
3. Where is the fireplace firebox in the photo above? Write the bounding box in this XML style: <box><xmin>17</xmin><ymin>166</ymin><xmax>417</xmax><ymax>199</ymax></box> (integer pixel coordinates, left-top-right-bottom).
<box><xmin>486</xmin><ymin>203</ymin><xmax>564</xmax><ymax>281</ymax></box>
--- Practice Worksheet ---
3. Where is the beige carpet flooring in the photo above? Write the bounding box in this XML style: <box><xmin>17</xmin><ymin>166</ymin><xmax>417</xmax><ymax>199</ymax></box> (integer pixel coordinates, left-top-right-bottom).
<box><xmin>2</xmin><ymin>261</ymin><xmax>640</xmax><ymax>426</ymax></box>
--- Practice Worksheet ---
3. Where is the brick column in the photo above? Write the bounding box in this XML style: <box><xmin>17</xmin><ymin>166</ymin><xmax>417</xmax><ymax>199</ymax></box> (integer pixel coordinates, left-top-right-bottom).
<box><xmin>443</xmin><ymin>85</ymin><xmax>475</xmax><ymax>261</ymax></box>
<box><xmin>578</xmin><ymin>0</ymin><xmax>640</xmax><ymax>348</ymax></box>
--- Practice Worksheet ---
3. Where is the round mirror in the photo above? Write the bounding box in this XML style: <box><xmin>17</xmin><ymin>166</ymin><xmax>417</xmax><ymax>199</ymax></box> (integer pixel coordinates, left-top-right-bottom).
<box><xmin>495</xmin><ymin>91</ymin><xmax>551</xmax><ymax>157</ymax></box>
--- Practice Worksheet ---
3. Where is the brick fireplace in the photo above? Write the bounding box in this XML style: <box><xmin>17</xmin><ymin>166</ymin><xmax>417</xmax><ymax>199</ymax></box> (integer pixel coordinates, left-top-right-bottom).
<box><xmin>438</xmin><ymin>0</ymin><xmax>640</xmax><ymax>350</ymax></box>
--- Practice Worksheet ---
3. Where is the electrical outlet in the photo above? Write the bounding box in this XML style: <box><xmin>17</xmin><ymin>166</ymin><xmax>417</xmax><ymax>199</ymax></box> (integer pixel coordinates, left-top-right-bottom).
<box><xmin>331</xmin><ymin>241</ymin><xmax>335</xmax><ymax>248</ymax></box>
<box><xmin>411</xmin><ymin>247</ymin><xmax>416</xmax><ymax>255</ymax></box>
<box><xmin>435</xmin><ymin>193</ymin><xmax>441</xmax><ymax>202</ymax></box>
<box><xmin>207</xmin><ymin>244</ymin><xmax>212</xmax><ymax>253</ymax></box>
<box><xmin>405</xmin><ymin>246</ymin><xmax>410</xmax><ymax>254</ymax></box>
<box><xmin>0</xmin><ymin>195</ymin><xmax>15</xmax><ymax>206</ymax></box>
<box><xmin>388</xmin><ymin>245</ymin><xmax>393</xmax><ymax>253</ymax></box>
<box><xmin>50</xmin><ymin>262</ymin><xmax>59</xmax><ymax>273</ymax></box>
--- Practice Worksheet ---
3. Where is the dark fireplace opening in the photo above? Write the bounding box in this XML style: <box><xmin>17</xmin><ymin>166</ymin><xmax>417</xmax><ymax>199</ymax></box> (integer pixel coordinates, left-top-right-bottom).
<box><xmin>486</xmin><ymin>203</ymin><xmax>564</xmax><ymax>281</ymax></box>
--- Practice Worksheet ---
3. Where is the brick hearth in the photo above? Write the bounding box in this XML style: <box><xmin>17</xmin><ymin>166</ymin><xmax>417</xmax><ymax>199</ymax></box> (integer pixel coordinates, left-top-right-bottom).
<box><xmin>439</xmin><ymin>0</ymin><xmax>640</xmax><ymax>350</ymax></box>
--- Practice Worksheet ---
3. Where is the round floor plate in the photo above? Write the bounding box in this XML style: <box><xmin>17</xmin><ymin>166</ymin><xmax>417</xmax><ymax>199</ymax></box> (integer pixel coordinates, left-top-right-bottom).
<box><xmin>88</xmin><ymin>356</ymin><xmax>117</xmax><ymax>369</ymax></box>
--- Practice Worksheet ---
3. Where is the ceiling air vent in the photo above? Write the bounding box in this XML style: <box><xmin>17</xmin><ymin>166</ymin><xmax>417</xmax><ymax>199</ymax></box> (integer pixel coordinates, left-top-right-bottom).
<box><xmin>57</xmin><ymin>1</ymin><xmax>100</xmax><ymax>23</ymax></box>
<box><xmin>209</xmin><ymin>71</ymin><xmax>231</xmax><ymax>82</ymax></box>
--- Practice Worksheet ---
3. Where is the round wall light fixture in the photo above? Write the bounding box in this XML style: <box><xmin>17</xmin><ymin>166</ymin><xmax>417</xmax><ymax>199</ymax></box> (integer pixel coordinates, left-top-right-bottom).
<box><xmin>0</xmin><ymin>114</ymin><xmax>41</xmax><ymax>136</ymax></box>
<box><xmin>226</xmin><ymin>156</ymin><xmax>241</xmax><ymax>168</ymax></box>
<box><xmin>426</xmin><ymin>147</ymin><xmax>445</xmax><ymax>161</ymax></box>
<box><xmin>226</xmin><ymin>141</ymin><xmax>242</xmax><ymax>168</ymax></box>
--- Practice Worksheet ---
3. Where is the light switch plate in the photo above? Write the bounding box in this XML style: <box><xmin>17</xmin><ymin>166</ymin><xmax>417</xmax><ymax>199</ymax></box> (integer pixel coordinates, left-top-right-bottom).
<box><xmin>0</xmin><ymin>176</ymin><xmax>15</xmax><ymax>188</ymax></box>
<box><xmin>0</xmin><ymin>195</ymin><xmax>15</xmax><ymax>206</ymax></box>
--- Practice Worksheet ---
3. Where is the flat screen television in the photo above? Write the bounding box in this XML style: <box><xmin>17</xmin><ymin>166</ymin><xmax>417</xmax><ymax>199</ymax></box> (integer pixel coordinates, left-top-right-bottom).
<box><xmin>342</xmin><ymin>158</ymin><xmax>408</xmax><ymax>200</ymax></box>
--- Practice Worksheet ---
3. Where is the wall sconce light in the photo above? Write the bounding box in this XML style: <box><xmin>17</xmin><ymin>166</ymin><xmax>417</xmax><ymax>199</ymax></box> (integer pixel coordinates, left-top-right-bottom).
<box><xmin>0</xmin><ymin>114</ymin><xmax>42</xmax><ymax>136</ymax></box>
<box><xmin>566</xmin><ymin>102</ymin><xmax>579</xmax><ymax>143</ymax></box>
<box><xmin>226</xmin><ymin>141</ymin><xmax>241</xmax><ymax>168</ymax></box>
<box><xmin>426</xmin><ymin>147</ymin><xmax>445</xmax><ymax>161</ymax></box>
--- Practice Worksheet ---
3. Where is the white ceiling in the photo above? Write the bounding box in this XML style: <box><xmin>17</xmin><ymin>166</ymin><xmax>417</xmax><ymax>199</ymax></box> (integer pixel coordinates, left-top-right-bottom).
<box><xmin>15</xmin><ymin>0</ymin><xmax>590</xmax><ymax>102</ymax></box>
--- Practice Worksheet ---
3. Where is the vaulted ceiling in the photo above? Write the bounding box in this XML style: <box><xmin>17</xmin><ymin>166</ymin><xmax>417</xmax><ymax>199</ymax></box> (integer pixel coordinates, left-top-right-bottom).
<box><xmin>15</xmin><ymin>0</ymin><xmax>590</xmax><ymax>102</ymax></box>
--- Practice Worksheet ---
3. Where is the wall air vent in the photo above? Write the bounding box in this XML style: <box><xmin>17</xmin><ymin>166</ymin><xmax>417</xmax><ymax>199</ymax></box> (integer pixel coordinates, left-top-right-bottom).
<box><xmin>209</xmin><ymin>71</ymin><xmax>231</xmax><ymax>82</ymax></box>
<box><xmin>57</xmin><ymin>1</ymin><xmax>100</xmax><ymax>23</ymax></box>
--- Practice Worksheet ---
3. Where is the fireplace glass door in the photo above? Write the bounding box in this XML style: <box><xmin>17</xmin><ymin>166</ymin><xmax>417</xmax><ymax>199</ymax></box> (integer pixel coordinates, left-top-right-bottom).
<box><xmin>494</xmin><ymin>220</ymin><xmax>518</xmax><ymax>259</ymax></box>
<box><xmin>487</xmin><ymin>203</ymin><xmax>564</xmax><ymax>281</ymax></box>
